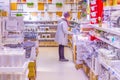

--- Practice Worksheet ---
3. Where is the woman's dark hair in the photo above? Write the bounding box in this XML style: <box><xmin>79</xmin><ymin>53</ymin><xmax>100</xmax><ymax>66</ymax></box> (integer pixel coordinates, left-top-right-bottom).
<box><xmin>63</xmin><ymin>12</ymin><xmax>70</xmax><ymax>18</ymax></box>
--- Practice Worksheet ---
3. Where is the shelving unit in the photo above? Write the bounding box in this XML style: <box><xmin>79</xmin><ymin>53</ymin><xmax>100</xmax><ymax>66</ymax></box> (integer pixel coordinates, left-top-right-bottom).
<box><xmin>37</xmin><ymin>31</ymin><xmax>56</xmax><ymax>33</ymax></box>
<box><xmin>92</xmin><ymin>26</ymin><xmax>120</xmax><ymax>50</ymax></box>
<box><xmin>38</xmin><ymin>38</ymin><xmax>55</xmax><ymax>40</ymax></box>
<box><xmin>1</xmin><ymin>16</ymin><xmax>24</xmax><ymax>45</ymax></box>
<box><xmin>0</xmin><ymin>15</ymin><xmax>39</xmax><ymax>80</ymax></box>
<box><xmin>94</xmin><ymin>26</ymin><xmax>120</xmax><ymax>36</ymax></box>
<box><xmin>71</xmin><ymin>21</ymin><xmax>120</xmax><ymax>80</ymax></box>
<box><xmin>10</xmin><ymin>0</ymin><xmax>83</xmax><ymax>21</ymax></box>
<box><xmin>98</xmin><ymin>50</ymin><xmax>120</xmax><ymax>80</ymax></box>
<box><xmin>87</xmin><ymin>24</ymin><xmax>120</xmax><ymax>80</ymax></box>
<box><xmin>9</xmin><ymin>0</ymin><xmax>84</xmax><ymax>47</ymax></box>
<box><xmin>0</xmin><ymin>1</ymin><xmax>9</xmax><ymax>17</ymax></box>
<box><xmin>95</xmin><ymin>35</ymin><xmax>120</xmax><ymax>49</ymax></box>
<box><xmin>24</xmin><ymin>20</ymin><xmax>58</xmax><ymax>47</ymax></box>
<box><xmin>104</xmin><ymin>5</ymin><xmax>120</xmax><ymax>11</ymax></box>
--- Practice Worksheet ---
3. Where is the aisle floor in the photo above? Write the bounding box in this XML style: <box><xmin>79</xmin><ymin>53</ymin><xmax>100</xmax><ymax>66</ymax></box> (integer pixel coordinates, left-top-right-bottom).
<box><xmin>36</xmin><ymin>47</ymin><xmax>88</xmax><ymax>80</ymax></box>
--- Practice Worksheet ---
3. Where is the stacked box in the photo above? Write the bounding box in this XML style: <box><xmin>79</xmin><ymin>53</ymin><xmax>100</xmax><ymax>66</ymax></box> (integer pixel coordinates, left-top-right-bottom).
<box><xmin>28</xmin><ymin>61</ymin><xmax>36</xmax><ymax>80</ymax></box>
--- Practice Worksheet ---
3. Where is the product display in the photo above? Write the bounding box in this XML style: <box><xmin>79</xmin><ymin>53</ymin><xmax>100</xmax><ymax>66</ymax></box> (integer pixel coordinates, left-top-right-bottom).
<box><xmin>1</xmin><ymin>0</ymin><xmax>120</xmax><ymax>80</ymax></box>
<box><xmin>0</xmin><ymin>15</ymin><xmax>38</xmax><ymax>80</ymax></box>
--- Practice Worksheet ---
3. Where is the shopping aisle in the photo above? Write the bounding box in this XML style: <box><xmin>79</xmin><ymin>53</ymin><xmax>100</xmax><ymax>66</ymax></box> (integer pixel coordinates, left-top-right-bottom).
<box><xmin>36</xmin><ymin>47</ymin><xmax>88</xmax><ymax>80</ymax></box>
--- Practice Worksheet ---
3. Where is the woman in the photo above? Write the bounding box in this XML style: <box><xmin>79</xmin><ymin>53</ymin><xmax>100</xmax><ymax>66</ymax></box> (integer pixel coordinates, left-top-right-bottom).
<box><xmin>55</xmin><ymin>12</ymin><xmax>73</xmax><ymax>62</ymax></box>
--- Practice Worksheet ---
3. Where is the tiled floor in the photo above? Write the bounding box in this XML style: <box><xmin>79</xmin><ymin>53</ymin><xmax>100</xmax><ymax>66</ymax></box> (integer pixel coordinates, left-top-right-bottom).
<box><xmin>36</xmin><ymin>47</ymin><xmax>88</xmax><ymax>80</ymax></box>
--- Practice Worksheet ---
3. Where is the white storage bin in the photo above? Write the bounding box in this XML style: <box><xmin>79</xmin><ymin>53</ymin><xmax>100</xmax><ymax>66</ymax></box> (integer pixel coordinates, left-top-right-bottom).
<box><xmin>0</xmin><ymin>48</ymin><xmax>25</xmax><ymax>67</ymax></box>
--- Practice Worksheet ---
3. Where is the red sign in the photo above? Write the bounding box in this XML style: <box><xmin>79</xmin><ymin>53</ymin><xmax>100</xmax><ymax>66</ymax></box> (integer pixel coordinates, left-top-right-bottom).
<box><xmin>90</xmin><ymin>0</ymin><xmax>103</xmax><ymax>24</ymax></box>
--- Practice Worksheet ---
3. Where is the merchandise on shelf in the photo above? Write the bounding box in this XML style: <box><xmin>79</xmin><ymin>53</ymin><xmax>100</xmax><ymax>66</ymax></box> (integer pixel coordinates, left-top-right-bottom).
<box><xmin>56</xmin><ymin>2</ymin><xmax>63</xmax><ymax>8</ymax></box>
<box><xmin>27</xmin><ymin>2</ymin><xmax>34</xmax><ymax>8</ymax></box>
<box><xmin>1</xmin><ymin>17</ymin><xmax>24</xmax><ymax>45</ymax></box>
<box><xmin>10</xmin><ymin>3</ymin><xmax>17</xmax><ymax>10</ymax></box>
<box><xmin>84</xmin><ymin>24</ymin><xmax>120</xmax><ymax>80</ymax></box>
<box><xmin>0</xmin><ymin>10</ymin><xmax>8</xmax><ymax>17</ymax></box>
<box><xmin>38</xmin><ymin>2</ymin><xmax>44</xmax><ymax>10</ymax></box>
<box><xmin>24</xmin><ymin>21</ymin><xmax>58</xmax><ymax>47</ymax></box>
<box><xmin>10</xmin><ymin>0</ymin><xmax>83</xmax><ymax>21</ymax></box>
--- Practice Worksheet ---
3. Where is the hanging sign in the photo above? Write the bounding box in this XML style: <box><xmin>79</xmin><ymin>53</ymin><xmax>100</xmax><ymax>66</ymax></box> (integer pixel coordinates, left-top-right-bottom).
<box><xmin>90</xmin><ymin>0</ymin><xmax>103</xmax><ymax>24</ymax></box>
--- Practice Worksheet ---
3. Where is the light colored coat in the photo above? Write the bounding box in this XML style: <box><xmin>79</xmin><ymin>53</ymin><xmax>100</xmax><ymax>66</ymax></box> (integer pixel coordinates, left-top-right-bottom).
<box><xmin>55</xmin><ymin>18</ymin><xmax>72</xmax><ymax>45</ymax></box>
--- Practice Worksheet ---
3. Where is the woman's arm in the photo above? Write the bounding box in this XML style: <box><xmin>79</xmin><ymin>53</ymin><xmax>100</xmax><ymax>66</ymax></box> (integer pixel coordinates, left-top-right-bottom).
<box><xmin>62</xmin><ymin>21</ymin><xmax>73</xmax><ymax>35</ymax></box>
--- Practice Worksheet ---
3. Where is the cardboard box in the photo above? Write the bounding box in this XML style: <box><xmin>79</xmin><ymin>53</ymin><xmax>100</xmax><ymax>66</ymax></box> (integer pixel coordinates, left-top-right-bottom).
<box><xmin>56</xmin><ymin>11</ymin><xmax>63</xmax><ymax>17</ymax></box>
<box><xmin>75</xmin><ymin>64</ymin><xmax>83</xmax><ymax>70</ymax></box>
<box><xmin>38</xmin><ymin>3</ymin><xmax>44</xmax><ymax>10</ymax></box>
<box><xmin>89</xmin><ymin>70</ymin><xmax>98</xmax><ymax>80</ymax></box>
<box><xmin>90</xmin><ymin>70</ymin><xmax>93</xmax><ymax>80</ymax></box>
<box><xmin>83</xmin><ymin>64</ymin><xmax>90</xmax><ymax>75</ymax></box>
<box><xmin>92</xmin><ymin>74</ymin><xmax>98</xmax><ymax>80</ymax></box>
<box><xmin>10</xmin><ymin>3</ymin><xmax>17</xmax><ymax>10</ymax></box>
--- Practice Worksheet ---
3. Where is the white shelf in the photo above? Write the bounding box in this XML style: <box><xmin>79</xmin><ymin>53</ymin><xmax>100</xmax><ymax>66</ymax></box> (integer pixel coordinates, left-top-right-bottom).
<box><xmin>95</xmin><ymin>35</ymin><xmax>120</xmax><ymax>49</ymax></box>
<box><xmin>24</xmin><ymin>31</ymin><xmax>56</xmax><ymax>33</ymax></box>
<box><xmin>25</xmin><ymin>24</ymin><xmax>38</xmax><ymax>26</ymax></box>
<box><xmin>0</xmin><ymin>61</ymin><xmax>29</xmax><ymax>74</ymax></box>
<box><xmin>24</xmin><ymin>31</ymin><xmax>38</xmax><ymax>32</ymax></box>
<box><xmin>99</xmin><ymin>59</ymin><xmax>110</xmax><ymax>70</ymax></box>
<box><xmin>104</xmin><ymin>5</ymin><xmax>120</xmax><ymax>10</ymax></box>
<box><xmin>24</xmin><ymin>20</ymin><xmax>57</xmax><ymax>22</ymax></box>
<box><xmin>38</xmin><ymin>24</ymin><xmax>57</xmax><ymax>26</ymax></box>
<box><xmin>25</xmin><ymin>24</ymin><xmax>57</xmax><ymax>26</ymax></box>
<box><xmin>94</xmin><ymin>27</ymin><xmax>120</xmax><ymax>36</ymax></box>
<box><xmin>24</xmin><ymin>30</ymin><xmax>56</xmax><ymax>33</ymax></box>
<box><xmin>11</xmin><ymin>10</ymin><xmax>78</xmax><ymax>13</ymax></box>
<box><xmin>16</xmin><ymin>2</ymin><xmax>27</xmax><ymax>4</ymax></box>
<box><xmin>99</xmin><ymin>59</ymin><xmax>120</xmax><ymax>80</ymax></box>
<box><xmin>38</xmin><ymin>31</ymin><xmax>56</xmax><ymax>33</ymax></box>
<box><xmin>11</xmin><ymin>11</ymin><xmax>58</xmax><ymax>13</ymax></box>
<box><xmin>3</xmin><ymin>38</ymin><xmax>24</xmax><ymax>45</ymax></box>
<box><xmin>38</xmin><ymin>38</ymin><xmax>54</xmax><ymax>40</ymax></box>
<box><xmin>110</xmin><ymin>67</ymin><xmax>120</xmax><ymax>80</ymax></box>
<box><xmin>65</xmin><ymin>2</ymin><xmax>78</xmax><ymax>4</ymax></box>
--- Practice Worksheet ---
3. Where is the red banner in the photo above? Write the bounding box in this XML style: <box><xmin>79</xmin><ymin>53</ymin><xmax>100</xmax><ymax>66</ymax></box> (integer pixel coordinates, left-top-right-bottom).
<box><xmin>90</xmin><ymin>0</ymin><xmax>103</xmax><ymax>24</ymax></box>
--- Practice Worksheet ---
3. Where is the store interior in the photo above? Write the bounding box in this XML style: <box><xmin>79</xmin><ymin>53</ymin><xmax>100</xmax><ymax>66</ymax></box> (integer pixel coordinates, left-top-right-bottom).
<box><xmin>0</xmin><ymin>0</ymin><xmax>120</xmax><ymax>80</ymax></box>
